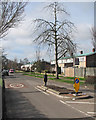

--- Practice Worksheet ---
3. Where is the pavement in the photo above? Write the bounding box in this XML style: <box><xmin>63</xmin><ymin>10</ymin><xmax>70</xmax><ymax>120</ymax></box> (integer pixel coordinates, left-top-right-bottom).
<box><xmin>0</xmin><ymin>86</ymin><xmax>2</xmax><ymax>120</ymax></box>
<box><xmin>3</xmin><ymin>73</ymin><xmax>96</xmax><ymax>119</ymax></box>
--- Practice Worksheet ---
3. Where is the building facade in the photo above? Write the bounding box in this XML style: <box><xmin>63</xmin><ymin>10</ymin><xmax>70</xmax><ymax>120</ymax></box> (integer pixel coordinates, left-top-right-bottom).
<box><xmin>51</xmin><ymin>49</ymin><xmax>96</xmax><ymax>76</ymax></box>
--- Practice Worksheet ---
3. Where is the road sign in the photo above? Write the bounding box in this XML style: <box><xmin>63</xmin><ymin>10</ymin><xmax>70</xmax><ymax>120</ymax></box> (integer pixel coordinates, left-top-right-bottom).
<box><xmin>74</xmin><ymin>78</ymin><xmax>80</xmax><ymax>93</ymax></box>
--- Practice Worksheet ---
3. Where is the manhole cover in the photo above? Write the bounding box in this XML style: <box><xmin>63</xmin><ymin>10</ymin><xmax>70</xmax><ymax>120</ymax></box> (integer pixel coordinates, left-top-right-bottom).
<box><xmin>9</xmin><ymin>83</ymin><xmax>24</xmax><ymax>88</ymax></box>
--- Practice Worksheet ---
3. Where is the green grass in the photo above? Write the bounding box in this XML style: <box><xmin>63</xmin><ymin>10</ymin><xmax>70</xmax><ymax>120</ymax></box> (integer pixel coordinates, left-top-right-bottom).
<box><xmin>16</xmin><ymin>70</ymin><xmax>23</xmax><ymax>73</ymax></box>
<box><xmin>63</xmin><ymin>77</ymin><xmax>85</xmax><ymax>81</ymax></box>
<box><xmin>0</xmin><ymin>78</ymin><xmax>2</xmax><ymax>87</ymax></box>
<box><xmin>23</xmin><ymin>73</ymin><xmax>44</xmax><ymax>78</ymax></box>
<box><xmin>49</xmin><ymin>78</ymin><xmax>84</xmax><ymax>85</ymax></box>
<box><xmin>24</xmin><ymin>72</ymin><xmax>63</xmax><ymax>78</ymax></box>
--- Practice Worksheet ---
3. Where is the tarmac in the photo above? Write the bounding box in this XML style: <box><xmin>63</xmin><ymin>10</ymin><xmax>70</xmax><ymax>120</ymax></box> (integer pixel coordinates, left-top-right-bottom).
<box><xmin>37</xmin><ymin>85</ymin><xmax>94</xmax><ymax>100</ymax></box>
<box><xmin>3</xmin><ymin>73</ymin><xmax>96</xmax><ymax>119</ymax></box>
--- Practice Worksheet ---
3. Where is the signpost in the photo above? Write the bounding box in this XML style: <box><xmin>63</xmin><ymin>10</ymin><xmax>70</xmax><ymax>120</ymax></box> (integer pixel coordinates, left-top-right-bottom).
<box><xmin>74</xmin><ymin>78</ymin><xmax>80</xmax><ymax>93</ymax></box>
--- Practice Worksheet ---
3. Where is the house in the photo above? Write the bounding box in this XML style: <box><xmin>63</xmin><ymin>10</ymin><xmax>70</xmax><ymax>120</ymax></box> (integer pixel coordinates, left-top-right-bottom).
<box><xmin>51</xmin><ymin>48</ymin><xmax>96</xmax><ymax>76</ymax></box>
<box><xmin>21</xmin><ymin>62</ymin><xmax>34</xmax><ymax>72</ymax></box>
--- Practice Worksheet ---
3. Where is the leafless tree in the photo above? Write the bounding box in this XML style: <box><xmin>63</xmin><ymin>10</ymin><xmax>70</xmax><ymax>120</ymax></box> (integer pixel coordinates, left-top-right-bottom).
<box><xmin>33</xmin><ymin>2</ymin><xmax>76</xmax><ymax>79</ymax></box>
<box><xmin>0</xmin><ymin>2</ymin><xmax>27</xmax><ymax>38</ymax></box>
<box><xmin>36</xmin><ymin>46</ymin><xmax>41</xmax><ymax>61</ymax></box>
<box><xmin>91</xmin><ymin>27</ymin><xmax>96</xmax><ymax>49</ymax></box>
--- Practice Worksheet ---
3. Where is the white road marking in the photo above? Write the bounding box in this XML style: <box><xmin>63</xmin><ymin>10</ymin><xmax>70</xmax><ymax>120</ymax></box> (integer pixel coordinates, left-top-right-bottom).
<box><xmin>46</xmin><ymin>90</ymin><xmax>63</xmax><ymax>98</ymax></box>
<box><xmin>35</xmin><ymin>87</ymin><xmax>49</xmax><ymax>96</ymax></box>
<box><xmin>37</xmin><ymin>86</ymin><xmax>63</xmax><ymax>98</ymax></box>
<box><xmin>66</xmin><ymin>101</ymin><xmax>95</xmax><ymax>104</ymax></box>
<box><xmin>59</xmin><ymin>100</ymin><xmax>94</xmax><ymax>117</ymax></box>
<box><xmin>87</xmin><ymin>112</ymin><xmax>96</xmax><ymax>114</ymax></box>
<box><xmin>9</xmin><ymin>83</ymin><xmax>24</xmax><ymax>88</ymax></box>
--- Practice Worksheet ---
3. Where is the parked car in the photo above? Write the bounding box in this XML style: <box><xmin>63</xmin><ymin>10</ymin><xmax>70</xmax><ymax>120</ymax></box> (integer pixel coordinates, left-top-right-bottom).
<box><xmin>9</xmin><ymin>69</ymin><xmax>14</xmax><ymax>73</ymax></box>
<box><xmin>2</xmin><ymin>69</ymin><xmax>9</xmax><ymax>76</ymax></box>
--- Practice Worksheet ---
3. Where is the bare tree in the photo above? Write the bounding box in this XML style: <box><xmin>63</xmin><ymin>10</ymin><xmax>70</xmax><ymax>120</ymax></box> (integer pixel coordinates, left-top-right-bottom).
<box><xmin>91</xmin><ymin>27</ymin><xmax>96</xmax><ymax>49</ymax></box>
<box><xmin>23</xmin><ymin>58</ymin><xmax>29</xmax><ymax>65</ymax></box>
<box><xmin>13</xmin><ymin>57</ymin><xmax>18</xmax><ymax>70</ymax></box>
<box><xmin>0</xmin><ymin>2</ymin><xmax>27</xmax><ymax>38</ymax></box>
<box><xmin>33</xmin><ymin>2</ymin><xmax>76</xmax><ymax>79</ymax></box>
<box><xmin>36</xmin><ymin>46</ymin><xmax>41</xmax><ymax>61</ymax></box>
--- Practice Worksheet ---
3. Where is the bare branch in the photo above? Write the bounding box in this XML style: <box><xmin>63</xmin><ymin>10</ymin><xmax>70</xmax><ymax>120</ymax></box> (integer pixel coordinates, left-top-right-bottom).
<box><xmin>57</xmin><ymin>50</ymin><xmax>68</xmax><ymax>60</ymax></box>
<box><xmin>32</xmin><ymin>2</ymin><xmax>76</xmax><ymax>79</ymax></box>
<box><xmin>0</xmin><ymin>2</ymin><xmax>27</xmax><ymax>38</ymax></box>
<box><xmin>91</xmin><ymin>27</ymin><xmax>96</xmax><ymax>49</ymax></box>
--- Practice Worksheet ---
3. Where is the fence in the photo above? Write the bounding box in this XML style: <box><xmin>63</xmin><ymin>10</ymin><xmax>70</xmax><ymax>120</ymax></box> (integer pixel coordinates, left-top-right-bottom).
<box><xmin>64</xmin><ymin>67</ymin><xmax>96</xmax><ymax>78</ymax></box>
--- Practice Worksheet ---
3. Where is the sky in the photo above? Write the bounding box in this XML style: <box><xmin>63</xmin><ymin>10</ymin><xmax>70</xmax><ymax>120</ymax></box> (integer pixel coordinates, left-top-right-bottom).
<box><xmin>1</xmin><ymin>2</ymin><xmax>94</xmax><ymax>63</ymax></box>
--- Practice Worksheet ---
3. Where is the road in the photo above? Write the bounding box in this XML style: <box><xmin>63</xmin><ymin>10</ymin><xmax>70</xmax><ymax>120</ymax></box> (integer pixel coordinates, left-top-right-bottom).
<box><xmin>4</xmin><ymin>73</ymin><xmax>95</xmax><ymax>119</ymax></box>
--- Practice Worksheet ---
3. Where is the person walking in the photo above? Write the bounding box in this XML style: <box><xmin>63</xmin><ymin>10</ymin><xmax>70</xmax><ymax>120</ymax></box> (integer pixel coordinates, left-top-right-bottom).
<box><xmin>44</xmin><ymin>72</ymin><xmax>47</xmax><ymax>86</ymax></box>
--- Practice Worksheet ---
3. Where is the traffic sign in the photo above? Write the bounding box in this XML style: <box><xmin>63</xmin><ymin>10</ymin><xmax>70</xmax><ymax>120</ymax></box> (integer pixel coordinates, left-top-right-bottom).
<box><xmin>74</xmin><ymin>78</ymin><xmax>80</xmax><ymax>93</ymax></box>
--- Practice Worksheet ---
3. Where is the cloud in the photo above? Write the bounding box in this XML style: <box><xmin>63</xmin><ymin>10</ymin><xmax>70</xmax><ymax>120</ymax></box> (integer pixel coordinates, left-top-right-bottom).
<box><xmin>75</xmin><ymin>24</ymin><xmax>92</xmax><ymax>41</ymax></box>
<box><xmin>1</xmin><ymin>2</ymin><xmax>94</xmax><ymax>62</ymax></box>
<box><xmin>72</xmin><ymin>23</ymin><xmax>93</xmax><ymax>53</ymax></box>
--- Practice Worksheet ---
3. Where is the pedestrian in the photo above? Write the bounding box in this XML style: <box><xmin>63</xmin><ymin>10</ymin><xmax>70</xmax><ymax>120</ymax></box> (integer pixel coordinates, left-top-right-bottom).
<box><xmin>44</xmin><ymin>72</ymin><xmax>47</xmax><ymax>86</ymax></box>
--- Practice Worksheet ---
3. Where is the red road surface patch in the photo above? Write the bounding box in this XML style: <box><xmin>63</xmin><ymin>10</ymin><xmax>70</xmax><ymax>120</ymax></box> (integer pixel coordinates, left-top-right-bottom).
<box><xmin>8</xmin><ymin>83</ymin><xmax>25</xmax><ymax>88</ymax></box>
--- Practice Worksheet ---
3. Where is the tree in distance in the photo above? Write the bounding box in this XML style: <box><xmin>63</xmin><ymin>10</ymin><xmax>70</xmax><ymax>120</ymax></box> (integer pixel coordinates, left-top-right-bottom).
<box><xmin>91</xmin><ymin>27</ymin><xmax>96</xmax><ymax>49</ymax></box>
<box><xmin>33</xmin><ymin>2</ymin><xmax>76</xmax><ymax>79</ymax></box>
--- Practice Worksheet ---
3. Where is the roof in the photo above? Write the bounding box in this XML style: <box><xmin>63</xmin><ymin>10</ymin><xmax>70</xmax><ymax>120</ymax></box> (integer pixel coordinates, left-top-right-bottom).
<box><xmin>60</xmin><ymin>51</ymin><xmax>96</xmax><ymax>60</ymax></box>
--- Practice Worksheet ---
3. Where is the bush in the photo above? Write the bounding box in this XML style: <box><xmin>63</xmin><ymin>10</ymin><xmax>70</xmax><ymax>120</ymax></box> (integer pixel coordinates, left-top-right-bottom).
<box><xmin>85</xmin><ymin>76</ymin><xmax>96</xmax><ymax>84</ymax></box>
<box><xmin>52</xmin><ymin>71</ymin><xmax>55</xmax><ymax>76</ymax></box>
<box><xmin>44</xmin><ymin>70</ymin><xmax>50</xmax><ymax>73</ymax></box>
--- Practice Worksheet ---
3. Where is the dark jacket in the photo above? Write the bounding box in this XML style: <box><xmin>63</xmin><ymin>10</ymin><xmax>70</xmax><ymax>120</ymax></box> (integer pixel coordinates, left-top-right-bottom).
<box><xmin>44</xmin><ymin>74</ymin><xmax>47</xmax><ymax>82</ymax></box>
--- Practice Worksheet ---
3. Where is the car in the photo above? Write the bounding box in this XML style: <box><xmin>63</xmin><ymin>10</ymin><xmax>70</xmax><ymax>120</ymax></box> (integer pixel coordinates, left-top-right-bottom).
<box><xmin>2</xmin><ymin>69</ymin><xmax>9</xmax><ymax>76</ymax></box>
<box><xmin>9</xmin><ymin>69</ymin><xmax>14</xmax><ymax>73</ymax></box>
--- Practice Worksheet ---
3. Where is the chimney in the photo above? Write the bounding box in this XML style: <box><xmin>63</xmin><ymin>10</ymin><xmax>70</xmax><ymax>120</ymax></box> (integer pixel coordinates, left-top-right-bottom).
<box><xmin>80</xmin><ymin>51</ymin><xmax>83</xmax><ymax>54</ymax></box>
<box><xmin>92</xmin><ymin>48</ymin><xmax>95</xmax><ymax>52</ymax></box>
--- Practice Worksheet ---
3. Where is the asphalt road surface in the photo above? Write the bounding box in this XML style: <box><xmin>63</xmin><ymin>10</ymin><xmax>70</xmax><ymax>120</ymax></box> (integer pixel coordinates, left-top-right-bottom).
<box><xmin>4</xmin><ymin>73</ymin><xmax>95</xmax><ymax>119</ymax></box>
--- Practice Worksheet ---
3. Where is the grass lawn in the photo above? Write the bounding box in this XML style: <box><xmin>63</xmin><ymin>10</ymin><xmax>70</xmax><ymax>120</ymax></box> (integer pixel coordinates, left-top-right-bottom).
<box><xmin>0</xmin><ymin>78</ymin><xmax>2</xmax><ymax>87</ymax></box>
<box><xmin>48</xmin><ymin>78</ymin><xmax>84</xmax><ymax>85</ymax></box>
<box><xmin>62</xmin><ymin>77</ymin><xmax>86</xmax><ymax>81</ymax></box>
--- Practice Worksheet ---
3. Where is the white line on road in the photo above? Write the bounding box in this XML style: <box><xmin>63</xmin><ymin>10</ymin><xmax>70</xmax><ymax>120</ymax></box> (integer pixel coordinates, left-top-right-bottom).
<box><xmin>35</xmin><ymin>87</ymin><xmax>49</xmax><ymax>96</ymax></box>
<box><xmin>87</xmin><ymin>112</ymin><xmax>96</xmax><ymax>114</ymax></box>
<box><xmin>37</xmin><ymin>86</ymin><xmax>64</xmax><ymax>98</ymax></box>
<box><xmin>46</xmin><ymin>90</ymin><xmax>64</xmax><ymax>98</ymax></box>
<box><xmin>66</xmin><ymin>101</ymin><xmax>95</xmax><ymax>104</ymax></box>
<box><xmin>59</xmin><ymin>100</ymin><xmax>93</xmax><ymax>117</ymax></box>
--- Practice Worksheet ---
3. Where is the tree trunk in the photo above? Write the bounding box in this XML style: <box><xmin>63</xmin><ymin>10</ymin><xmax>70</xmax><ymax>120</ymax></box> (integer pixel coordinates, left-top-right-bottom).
<box><xmin>54</xmin><ymin>2</ymin><xmax>59</xmax><ymax>79</ymax></box>
<box><xmin>55</xmin><ymin>43</ymin><xmax>59</xmax><ymax>79</ymax></box>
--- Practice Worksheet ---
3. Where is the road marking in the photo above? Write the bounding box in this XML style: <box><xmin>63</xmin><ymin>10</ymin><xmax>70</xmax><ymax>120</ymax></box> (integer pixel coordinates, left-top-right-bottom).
<box><xmin>35</xmin><ymin>87</ymin><xmax>49</xmax><ymax>96</ymax></box>
<box><xmin>46</xmin><ymin>90</ymin><xmax>63</xmax><ymax>98</ymax></box>
<box><xmin>66</xmin><ymin>101</ymin><xmax>95</xmax><ymax>104</ymax></box>
<box><xmin>37</xmin><ymin>86</ymin><xmax>63</xmax><ymax>98</ymax></box>
<box><xmin>59</xmin><ymin>100</ymin><xmax>93</xmax><ymax>117</ymax></box>
<box><xmin>87</xmin><ymin>112</ymin><xmax>96</xmax><ymax>114</ymax></box>
<box><xmin>9</xmin><ymin>83</ymin><xmax>24</xmax><ymax>88</ymax></box>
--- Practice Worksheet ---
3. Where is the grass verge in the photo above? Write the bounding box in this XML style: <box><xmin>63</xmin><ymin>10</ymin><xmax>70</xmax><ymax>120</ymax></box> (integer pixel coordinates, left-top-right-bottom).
<box><xmin>23</xmin><ymin>73</ymin><xmax>84</xmax><ymax>85</ymax></box>
<box><xmin>49</xmin><ymin>78</ymin><xmax>84</xmax><ymax>85</ymax></box>
<box><xmin>63</xmin><ymin>77</ymin><xmax>85</xmax><ymax>80</ymax></box>
<box><xmin>0</xmin><ymin>78</ymin><xmax>2</xmax><ymax>87</ymax></box>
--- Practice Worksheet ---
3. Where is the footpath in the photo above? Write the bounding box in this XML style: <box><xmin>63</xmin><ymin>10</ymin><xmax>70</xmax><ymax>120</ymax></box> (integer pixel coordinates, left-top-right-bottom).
<box><xmin>0</xmin><ymin>86</ymin><xmax>2</xmax><ymax>120</ymax></box>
